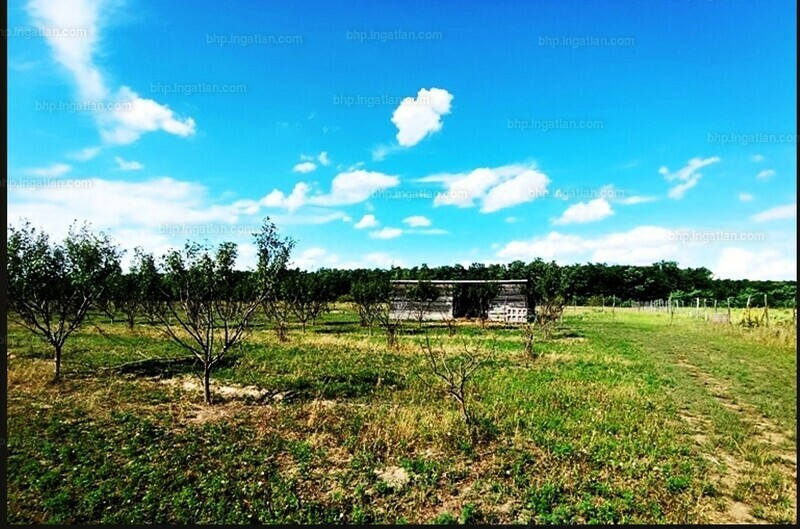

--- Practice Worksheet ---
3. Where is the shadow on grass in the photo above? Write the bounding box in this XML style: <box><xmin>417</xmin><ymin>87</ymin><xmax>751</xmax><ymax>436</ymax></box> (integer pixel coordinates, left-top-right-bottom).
<box><xmin>274</xmin><ymin>370</ymin><xmax>405</xmax><ymax>401</ymax></box>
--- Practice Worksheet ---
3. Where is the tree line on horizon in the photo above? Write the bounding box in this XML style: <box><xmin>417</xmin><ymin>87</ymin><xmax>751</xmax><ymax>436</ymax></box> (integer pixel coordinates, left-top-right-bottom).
<box><xmin>7</xmin><ymin>218</ymin><xmax>796</xmax><ymax>403</ymax></box>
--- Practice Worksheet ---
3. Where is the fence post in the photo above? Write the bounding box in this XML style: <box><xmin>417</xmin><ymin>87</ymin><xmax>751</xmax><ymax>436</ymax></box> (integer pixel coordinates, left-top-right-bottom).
<box><xmin>764</xmin><ymin>294</ymin><xmax>769</xmax><ymax>328</ymax></box>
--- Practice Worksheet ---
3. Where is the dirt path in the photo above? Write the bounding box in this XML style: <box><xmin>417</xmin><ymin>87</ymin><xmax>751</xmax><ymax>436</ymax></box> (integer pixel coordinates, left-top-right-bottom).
<box><xmin>676</xmin><ymin>358</ymin><xmax>797</xmax><ymax>524</ymax></box>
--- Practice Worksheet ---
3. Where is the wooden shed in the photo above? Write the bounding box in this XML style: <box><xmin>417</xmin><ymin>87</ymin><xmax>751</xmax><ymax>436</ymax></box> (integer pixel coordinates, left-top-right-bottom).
<box><xmin>389</xmin><ymin>280</ymin><xmax>531</xmax><ymax>323</ymax></box>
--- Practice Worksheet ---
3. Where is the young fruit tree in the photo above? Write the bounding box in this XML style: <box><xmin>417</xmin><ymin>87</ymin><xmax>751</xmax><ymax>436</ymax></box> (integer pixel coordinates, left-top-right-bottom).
<box><xmin>7</xmin><ymin>221</ymin><xmax>122</xmax><ymax>380</ymax></box>
<box><xmin>124</xmin><ymin>247</ymin><xmax>163</xmax><ymax>328</ymax></box>
<box><xmin>156</xmin><ymin>219</ymin><xmax>293</xmax><ymax>404</ymax></box>
<box><xmin>406</xmin><ymin>280</ymin><xmax>442</xmax><ymax>327</ymax></box>
<box><xmin>421</xmin><ymin>333</ymin><xmax>496</xmax><ymax>445</ymax></box>
<box><xmin>284</xmin><ymin>270</ymin><xmax>336</xmax><ymax>332</ymax></box>
<box><xmin>350</xmin><ymin>277</ymin><xmax>391</xmax><ymax>333</ymax></box>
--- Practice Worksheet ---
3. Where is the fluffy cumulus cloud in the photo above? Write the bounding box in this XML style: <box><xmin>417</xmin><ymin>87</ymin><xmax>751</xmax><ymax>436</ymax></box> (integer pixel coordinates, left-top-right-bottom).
<box><xmin>261</xmin><ymin>170</ymin><xmax>399</xmax><ymax>212</ymax></box>
<box><xmin>25</xmin><ymin>163</ymin><xmax>72</xmax><ymax>177</ymax></box>
<box><xmin>402</xmin><ymin>215</ymin><xmax>431</xmax><ymax>227</ymax></box>
<box><xmin>714</xmin><ymin>247</ymin><xmax>796</xmax><ymax>280</ymax></box>
<box><xmin>422</xmin><ymin>163</ymin><xmax>550</xmax><ymax>213</ymax></box>
<box><xmin>497</xmin><ymin>226</ymin><xmax>681</xmax><ymax>265</ymax></box>
<box><xmin>751</xmin><ymin>203</ymin><xmax>796</xmax><ymax>222</ymax></box>
<box><xmin>391</xmin><ymin>87</ymin><xmax>453</xmax><ymax>147</ymax></box>
<box><xmin>8</xmin><ymin>175</ymin><xmax>355</xmax><ymax>270</ymax></box>
<box><xmin>292</xmin><ymin>247</ymin><xmax>330</xmax><ymax>269</ymax></box>
<box><xmin>553</xmin><ymin>198</ymin><xmax>614</xmax><ymax>225</ymax></box>
<box><xmin>659</xmin><ymin>156</ymin><xmax>720</xmax><ymax>199</ymax></box>
<box><xmin>496</xmin><ymin>224</ymin><xmax>797</xmax><ymax>280</ymax></box>
<box><xmin>354</xmin><ymin>214</ymin><xmax>379</xmax><ymax>229</ymax></box>
<box><xmin>100</xmin><ymin>87</ymin><xmax>196</xmax><ymax>145</ymax></box>
<box><xmin>27</xmin><ymin>0</ymin><xmax>196</xmax><ymax>145</ymax></box>
<box><xmin>261</xmin><ymin>182</ymin><xmax>311</xmax><ymax>212</ymax></box>
<box><xmin>9</xmin><ymin>177</ymin><xmax>240</xmax><ymax>235</ymax></box>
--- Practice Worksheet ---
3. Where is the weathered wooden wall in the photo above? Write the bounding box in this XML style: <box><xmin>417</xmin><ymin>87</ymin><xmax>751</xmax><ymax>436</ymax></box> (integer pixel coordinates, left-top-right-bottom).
<box><xmin>389</xmin><ymin>281</ymin><xmax>531</xmax><ymax>323</ymax></box>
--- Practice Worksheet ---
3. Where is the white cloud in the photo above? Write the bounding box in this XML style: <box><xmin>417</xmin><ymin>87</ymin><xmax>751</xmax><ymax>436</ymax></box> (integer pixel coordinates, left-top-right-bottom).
<box><xmin>8</xmin><ymin>175</ymin><xmax>351</xmax><ymax>271</ymax></box>
<box><xmin>354</xmin><ymin>214</ymin><xmax>379</xmax><ymax>229</ymax></box>
<box><xmin>9</xmin><ymin>177</ymin><xmax>244</xmax><ymax>232</ymax></box>
<box><xmin>100</xmin><ymin>87</ymin><xmax>196</xmax><ymax>145</ymax></box>
<box><xmin>27</xmin><ymin>0</ymin><xmax>107</xmax><ymax>101</ymax></box>
<box><xmin>317</xmin><ymin>152</ymin><xmax>330</xmax><ymax>166</ymax></box>
<box><xmin>69</xmin><ymin>146</ymin><xmax>101</xmax><ymax>161</ymax></box>
<box><xmin>482</xmin><ymin>169</ymin><xmax>550</xmax><ymax>213</ymax></box>
<box><xmin>371</xmin><ymin>143</ymin><xmax>403</xmax><ymax>161</ymax></box>
<box><xmin>667</xmin><ymin>179</ymin><xmax>700</xmax><ymax>199</ymax></box>
<box><xmin>497</xmin><ymin>226</ymin><xmax>680</xmax><ymax>266</ymax></box>
<box><xmin>495</xmin><ymin>224</ymin><xmax>797</xmax><ymax>279</ymax></box>
<box><xmin>293</xmin><ymin>161</ymin><xmax>317</xmax><ymax>174</ymax></box>
<box><xmin>403</xmin><ymin>215</ymin><xmax>431</xmax><ymax>227</ymax></box>
<box><xmin>391</xmin><ymin>87</ymin><xmax>453</xmax><ymax>147</ymax></box>
<box><xmin>714</xmin><ymin>247</ymin><xmax>795</xmax><ymax>280</ymax></box>
<box><xmin>660</xmin><ymin>156</ymin><xmax>720</xmax><ymax>199</ymax></box>
<box><xmin>27</xmin><ymin>0</ymin><xmax>196</xmax><ymax>145</ymax></box>
<box><xmin>309</xmin><ymin>170</ymin><xmax>399</xmax><ymax>207</ymax></box>
<box><xmin>553</xmin><ymin>198</ymin><xmax>614</xmax><ymax>225</ymax></box>
<box><xmin>751</xmin><ymin>203</ymin><xmax>796</xmax><ymax>222</ymax></box>
<box><xmin>505</xmin><ymin>216</ymin><xmax>519</xmax><ymax>223</ymax></box>
<box><xmin>617</xmin><ymin>195</ymin><xmax>657</xmax><ymax>205</ymax></box>
<box><xmin>751</xmin><ymin>154</ymin><xmax>765</xmax><ymax>162</ymax></box>
<box><xmin>756</xmin><ymin>169</ymin><xmax>776</xmax><ymax>181</ymax></box>
<box><xmin>261</xmin><ymin>182</ymin><xmax>311</xmax><ymax>212</ymax></box>
<box><xmin>114</xmin><ymin>156</ymin><xmax>144</xmax><ymax>171</ymax></box>
<box><xmin>425</xmin><ymin>163</ymin><xmax>549</xmax><ymax>213</ymax></box>
<box><xmin>738</xmin><ymin>193</ymin><xmax>754</xmax><ymax>202</ymax></box>
<box><xmin>369</xmin><ymin>227</ymin><xmax>403</xmax><ymax>239</ymax></box>
<box><xmin>292</xmin><ymin>247</ymin><xmax>330</xmax><ymax>269</ymax></box>
<box><xmin>261</xmin><ymin>170</ymin><xmax>399</xmax><ymax>212</ymax></box>
<box><xmin>268</xmin><ymin>211</ymin><xmax>351</xmax><ymax>225</ymax></box>
<box><xmin>24</xmin><ymin>163</ymin><xmax>72</xmax><ymax>178</ymax></box>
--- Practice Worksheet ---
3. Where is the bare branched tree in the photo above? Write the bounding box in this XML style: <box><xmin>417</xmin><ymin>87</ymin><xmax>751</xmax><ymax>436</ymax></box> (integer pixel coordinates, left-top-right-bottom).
<box><xmin>377</xmin><ymin>303</ymin><xmax>402</xmax><ymax>349</ymax></box>
<box><xmin>420</xmin><ymin>333</ymin><xmax>495</xmax><ymax>444</ymax></box>
<box><xmin>523</xmin><ymin>320</ymin><xmax>537</xmax><ymax>359</ymax></box>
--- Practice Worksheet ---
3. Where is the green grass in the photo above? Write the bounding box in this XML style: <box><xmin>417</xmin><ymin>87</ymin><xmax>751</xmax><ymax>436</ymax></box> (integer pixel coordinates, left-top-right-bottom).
<box><xmin>6</xmin><ymin>307</ymin><xmax>797</xmax><ymax>524</ymax></box>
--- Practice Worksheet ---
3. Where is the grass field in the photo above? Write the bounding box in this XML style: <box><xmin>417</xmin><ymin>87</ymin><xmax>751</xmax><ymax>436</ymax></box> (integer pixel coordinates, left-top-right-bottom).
<box><xmin>6</xmin><ymin>307</ymin><xmax>797</xmax><ymax>524</ymax></box>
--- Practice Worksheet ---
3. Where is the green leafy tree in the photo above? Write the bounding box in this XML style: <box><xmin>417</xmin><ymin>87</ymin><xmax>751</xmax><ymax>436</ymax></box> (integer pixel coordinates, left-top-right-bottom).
<box><xmin>350</xmin><ymin>277</ymin><xmax>391</xmax><ymax>332</ymax></box>
<box><xmin>157</xmin><ymin>219</ymin><xmax>293</xmax><ymax>403</ymax></box>
<box><xmin>406</xmin><ymin>280</ymin><xmax>442</xmax><ymax>327</ymax></box>
<box><xmin>7</xmin><ymin>221</ymin><xmax>122</xmax><ymax>379</ymax></box>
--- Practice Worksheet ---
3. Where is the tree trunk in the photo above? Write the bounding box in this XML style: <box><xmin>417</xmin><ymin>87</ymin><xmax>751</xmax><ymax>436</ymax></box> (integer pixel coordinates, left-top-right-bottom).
<box><xmin>53</xmin><ymin>343</ymin><xmax>62</xmax><ymax>380</ymax></box>
<box><xmin>203</xmin><ymin>365</ymin><xmax>212</xmax><ymax>404</ymax></box>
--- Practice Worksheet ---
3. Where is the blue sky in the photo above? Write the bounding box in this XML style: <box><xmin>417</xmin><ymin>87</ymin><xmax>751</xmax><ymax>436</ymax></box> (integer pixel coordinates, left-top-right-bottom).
<box><xmin>7</xmin><ymin>0</ymin><xmax>797</xmax><ymax>278</ymax></box>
